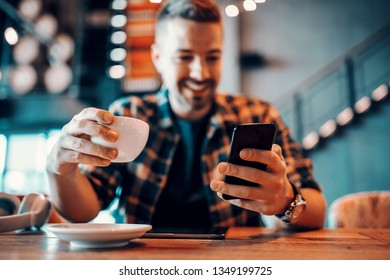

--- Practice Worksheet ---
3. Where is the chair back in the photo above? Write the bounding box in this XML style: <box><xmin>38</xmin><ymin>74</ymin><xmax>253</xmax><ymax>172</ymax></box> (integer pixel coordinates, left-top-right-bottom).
<box><xmin>328</xmin><ymin>191</ymin><xmax>390</xmax><ymax>228</ymax></box>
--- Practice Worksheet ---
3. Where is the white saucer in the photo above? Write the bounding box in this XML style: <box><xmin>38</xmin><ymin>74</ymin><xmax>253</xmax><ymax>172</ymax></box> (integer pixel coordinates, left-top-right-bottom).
<box><xmin>47</xmin><ymin>223</ymin><xmax>152</xmax><ymax>249</ymax></box>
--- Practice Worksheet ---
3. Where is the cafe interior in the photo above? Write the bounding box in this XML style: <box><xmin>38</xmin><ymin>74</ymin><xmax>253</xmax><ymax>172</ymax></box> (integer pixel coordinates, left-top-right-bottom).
<box><xmin>0</xmin><ymin>0</ymin><xmax>390</xmax><ymax>238</ymax></box>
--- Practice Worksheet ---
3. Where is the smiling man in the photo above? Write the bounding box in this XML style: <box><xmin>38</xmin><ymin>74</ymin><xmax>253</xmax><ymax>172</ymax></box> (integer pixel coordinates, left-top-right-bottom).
<box><xmin>46</xmin><ymin>0</ymin><xmax>326</xmax><ymax>230</ymax></box>
<box><xmin>152</xmin><ymin>12</ymin><xmax>222</xmax><ymax>121</ymax></box>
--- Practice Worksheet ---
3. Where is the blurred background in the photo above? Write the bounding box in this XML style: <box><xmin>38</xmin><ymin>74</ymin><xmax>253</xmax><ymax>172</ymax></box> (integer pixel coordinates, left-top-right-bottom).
<box><xmin>0</xmin><ymin>0</ymin><xmax>389</xmax><ymax>226</ymax></box>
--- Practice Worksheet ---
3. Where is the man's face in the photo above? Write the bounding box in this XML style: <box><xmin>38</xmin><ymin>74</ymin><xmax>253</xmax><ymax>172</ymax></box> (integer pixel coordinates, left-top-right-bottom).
<box><xmin>152</xmin><ymin>18</ymin><xmax>223</xmax><ymax>121</ymax></box>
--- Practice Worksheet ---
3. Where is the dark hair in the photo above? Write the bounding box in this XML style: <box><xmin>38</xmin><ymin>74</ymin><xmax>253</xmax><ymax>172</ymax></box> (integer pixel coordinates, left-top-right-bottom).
<box><xmin>156</xmin><ymin>0</ymin><xmax>221</xmax><ymax>24</ymax></box>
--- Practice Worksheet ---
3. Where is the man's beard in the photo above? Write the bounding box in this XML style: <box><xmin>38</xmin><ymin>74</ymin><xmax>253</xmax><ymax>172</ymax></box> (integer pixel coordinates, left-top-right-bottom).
<box><xmin>178</xmin><ymin>78</ymin><xmax>216</xmax><ymax>107</ymax></box>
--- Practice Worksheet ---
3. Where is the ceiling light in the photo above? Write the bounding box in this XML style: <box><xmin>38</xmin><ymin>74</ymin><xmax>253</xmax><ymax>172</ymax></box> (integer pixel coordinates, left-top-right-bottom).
<box><xmin>44</xmin><ymin>64</ymin><xmax>72</xmax><ymax>94</ymax></box>
<box><xmin>243</xmin><ymin>0</ymin><xmax>257</xmax><ymax>11</ymax></box>
<box><xmin>110</xmin><ymin>48</ymin><xmax>127</xmax><ymax>62</ymax></box>
<box><xmin>49</xmin><ymin>33</ymin><xmax>75</xmax><ymax>62</ymax></box>
<box><xmin>112</xmin><ymin>0</ymin><xmax>127</xmax><ymax>10</ymax></box>
<box><xmin>13</xmin><ymin>35</ymin><xmax>39</xmax><ymax>64</ymax></box>
<box><xmin>8</xmin><ymin>65</ymin><xmax>37</xmax><ymax>94</ymax></box>
<box><xmin>111</xmin><ymin>31</ymin><xmax>127</xmax><ymax>44</ymax></box>
<box><xmin>4</xmin><ymin>27</ymin><xmax>19</xmax><ymax>45</ymax></box>
<box><xmin>18</xmin><ymin>0</ymin><xmax>42</xmax><ymax>21</ymax></box>
<box><xmin>111</xmin><ymin>15</ymin><xmax>127</xmax><ymax>28</ymax></box>
<box><xmin>108</xmin><ymin>65</ymin><xmax>126</xmax><ymax>79</ymax></box>
<box><xmin>225</xmin><ymin>5</ymin><xmax>239</xmax><ymax>17</ymax></box>
<box><xmin>35</xmin><ymin>13</ymin><xmax>58</xmax><ymax>38</ymax></box>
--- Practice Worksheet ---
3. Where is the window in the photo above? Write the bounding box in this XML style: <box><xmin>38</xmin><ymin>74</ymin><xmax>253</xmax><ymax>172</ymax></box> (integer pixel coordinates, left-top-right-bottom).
<box><xmin>0</xmin><ymin>130</ymin><xmax>60</xmax><ymax>195</ymax></box>
<box><xmin>0</xmin><ymin>135</ymin><xmax>7</xmax><ymax>190</ymax></box>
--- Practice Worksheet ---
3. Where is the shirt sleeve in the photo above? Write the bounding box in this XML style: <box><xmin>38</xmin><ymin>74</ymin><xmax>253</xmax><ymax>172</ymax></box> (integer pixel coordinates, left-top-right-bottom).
<box><xmin>79</xmin><ymin>163</ymin><xmax>125</xmax><ymax>210</ymax></box>
<box><xmin>266</xmin><ymin>104</ymin><xmax>322</xmax><ymax>191</ymax></box>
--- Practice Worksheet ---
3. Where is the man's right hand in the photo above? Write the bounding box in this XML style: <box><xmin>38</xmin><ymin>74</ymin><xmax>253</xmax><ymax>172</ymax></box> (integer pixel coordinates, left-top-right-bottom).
<box><xmin>46</xmin><ymin>107</ymin><xmax>119</xmax><ymax>176</ymax></box>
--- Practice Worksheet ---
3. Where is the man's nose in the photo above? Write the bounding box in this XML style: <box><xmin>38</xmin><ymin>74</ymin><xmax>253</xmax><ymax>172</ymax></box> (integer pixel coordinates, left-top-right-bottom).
<box><xmin>189</xmin><ymin>57</ymin><xmax>211</xmax><ymax>81</ymax></box>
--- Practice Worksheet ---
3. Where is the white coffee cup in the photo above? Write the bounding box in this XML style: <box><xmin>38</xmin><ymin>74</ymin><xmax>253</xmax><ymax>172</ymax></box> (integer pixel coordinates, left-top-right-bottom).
<box><xmin>91</xmin><ymin>116</ymin><xmax>149</xmax><ymax>163</ymax></box>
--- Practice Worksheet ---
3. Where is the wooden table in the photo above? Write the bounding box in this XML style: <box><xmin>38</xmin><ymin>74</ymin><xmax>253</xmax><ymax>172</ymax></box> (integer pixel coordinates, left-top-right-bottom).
<box><xmin>0</xmin><ymin>227</ymin><xmax>389</xmax><ymax>260</ymax></box>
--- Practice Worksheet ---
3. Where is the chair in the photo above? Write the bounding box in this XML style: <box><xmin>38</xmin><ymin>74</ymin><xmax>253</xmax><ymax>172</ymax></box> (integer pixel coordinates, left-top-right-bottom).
<box><xmin>328</xmin><ymin>191</ymin><xmax>390</xmax><ymax>228</ymax></box>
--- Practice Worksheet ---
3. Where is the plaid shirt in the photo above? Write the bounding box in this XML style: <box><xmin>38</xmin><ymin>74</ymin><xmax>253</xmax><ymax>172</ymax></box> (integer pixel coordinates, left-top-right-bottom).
<box><xmin>81</xmin><ymin>89</ymin><xmax>320</xmax><ymax>227</ymax></box>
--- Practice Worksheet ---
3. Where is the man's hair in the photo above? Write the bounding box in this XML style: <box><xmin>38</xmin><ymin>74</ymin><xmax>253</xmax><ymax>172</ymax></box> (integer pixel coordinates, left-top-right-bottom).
<box><xmin>154</xmin><ymin>0</ymin><xmax>222</xmax><ymax>41</ymax></box>
<box><xmin>157</xmin><ymin>0</ymin><xmax>221</xmax><ymax>23</ymax></box>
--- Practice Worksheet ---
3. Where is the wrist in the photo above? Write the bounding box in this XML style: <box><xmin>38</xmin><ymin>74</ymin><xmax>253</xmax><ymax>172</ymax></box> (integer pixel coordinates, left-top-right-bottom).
<box><xmin>275</xmin><ymin>182</ymin><xmax>307</xmax><ymax>224</ymax></box>
<box><xmin>46</xmin><ymin>158</ymin><xmax>78</xmax><ymax>176</ymax></box>
<box><xmin>282</xmin><ymin>180</ymin><xmax>295</xmax><ymax>208</ymax></box>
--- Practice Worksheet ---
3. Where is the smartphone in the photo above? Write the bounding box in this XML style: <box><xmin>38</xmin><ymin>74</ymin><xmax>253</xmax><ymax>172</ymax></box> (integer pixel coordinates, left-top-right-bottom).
<box><xmin>142</xmin><ymin>227</ymin><xmax>228</xmax><ymax>239</ymax></box>
<box><xmin>222</xmin><ymin>123</ymin><xmax>276</xmax><ymax>200</ymax></box>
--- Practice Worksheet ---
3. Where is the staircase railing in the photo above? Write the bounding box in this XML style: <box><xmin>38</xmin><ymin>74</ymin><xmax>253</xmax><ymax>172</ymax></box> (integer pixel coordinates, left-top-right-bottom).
<box><xmin>275</xmin><ymin>23</ymin><xmax>390</xmax><ymax>151</ymax></box>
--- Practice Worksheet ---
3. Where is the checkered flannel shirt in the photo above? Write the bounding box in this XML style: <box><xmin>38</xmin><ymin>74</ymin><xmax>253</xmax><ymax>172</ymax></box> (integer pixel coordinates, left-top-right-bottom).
<box><xmin>81</xmin><ymin>89</ymin><xmax>321</xmax><ymax>227</ymax></box>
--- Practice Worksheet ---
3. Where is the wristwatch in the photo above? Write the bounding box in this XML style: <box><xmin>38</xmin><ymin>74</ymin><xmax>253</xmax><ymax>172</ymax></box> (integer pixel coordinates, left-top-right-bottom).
<box><xmin>275</xmin><ymin>183</ymin><xmax>306</xmax><ymax>224</ymax></box>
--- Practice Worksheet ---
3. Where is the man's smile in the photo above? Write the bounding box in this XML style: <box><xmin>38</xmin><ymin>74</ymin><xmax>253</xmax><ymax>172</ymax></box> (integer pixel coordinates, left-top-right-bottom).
<box><xmin>181</xmin><ymin>79</ymin><xmax>214</xmax><ymax>95</ymax></box>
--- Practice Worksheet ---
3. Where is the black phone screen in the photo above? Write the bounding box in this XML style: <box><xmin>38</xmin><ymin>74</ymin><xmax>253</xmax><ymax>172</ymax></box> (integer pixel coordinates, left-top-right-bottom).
<box><xmin>222</xmin><ymin>123</ymin><xmax>276</xmax><ymax>200</ymax></box>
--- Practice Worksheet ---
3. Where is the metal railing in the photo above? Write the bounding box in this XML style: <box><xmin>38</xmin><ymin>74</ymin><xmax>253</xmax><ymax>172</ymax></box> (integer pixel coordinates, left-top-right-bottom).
<box><xmin>275</xmin><ymin>23</ymin><xmax>390</xmax><ymax>150</ymax></box>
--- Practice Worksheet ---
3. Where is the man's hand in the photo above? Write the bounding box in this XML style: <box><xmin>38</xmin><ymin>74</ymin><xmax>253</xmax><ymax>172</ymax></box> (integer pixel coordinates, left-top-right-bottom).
<box><xmin>46</xmin><ymin>107</ymin><xmax>119</xmax><ymax>176</ymax></box>
<box><xmin>210</xmin><ymin>144</ymin><xmax>294</xmax><ymax>215</ymax></box>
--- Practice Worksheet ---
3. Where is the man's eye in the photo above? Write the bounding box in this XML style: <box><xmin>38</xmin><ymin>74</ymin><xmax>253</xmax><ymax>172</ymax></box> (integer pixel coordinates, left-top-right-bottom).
<box><xmin>177</xmin><ymin>56</ymin><xmax>193</xmax><ymax>62</ymax></box>
<box><xmin>207</xmin><ymin>56</ymin><xmax>220</xmax><ymax>62</ymax></box>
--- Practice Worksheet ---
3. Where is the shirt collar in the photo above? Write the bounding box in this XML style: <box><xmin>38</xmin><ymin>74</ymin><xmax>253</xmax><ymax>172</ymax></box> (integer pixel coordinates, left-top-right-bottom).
<box><xmin>156</xmin><ymin>88</ymin><xmax>175</xmax><ymax>129</ymax></box>
<box><xmin>211</xmin><ymin>93</ymin><xmax>240</xmax><ymax>130</ymax></box>
<box><xmin>155</xmin><ymin>89</ymin><xmax>239</xmax><ymax>131</ymax></box>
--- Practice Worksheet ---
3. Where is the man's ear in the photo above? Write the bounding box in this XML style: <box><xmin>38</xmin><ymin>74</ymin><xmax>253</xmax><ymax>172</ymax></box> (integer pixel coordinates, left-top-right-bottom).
<box><xmin>151</xmin><ymin>43</ymin><xmax>161</xmax><ymax>74</ymax></box>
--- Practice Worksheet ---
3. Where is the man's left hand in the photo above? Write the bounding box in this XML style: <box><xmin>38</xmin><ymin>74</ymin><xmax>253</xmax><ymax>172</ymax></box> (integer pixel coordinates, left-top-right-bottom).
<box><xmin>210</xmin><ymin>144</ymin><xmax>294</xmax><ymax>215</ymax></box>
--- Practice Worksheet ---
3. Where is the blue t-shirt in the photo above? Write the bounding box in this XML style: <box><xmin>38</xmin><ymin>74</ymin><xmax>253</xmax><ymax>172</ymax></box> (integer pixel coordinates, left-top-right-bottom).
<box><xmin>151</xmin><ymin>115</ymin><xmax>212</xmax><ymax>228</ymax></box>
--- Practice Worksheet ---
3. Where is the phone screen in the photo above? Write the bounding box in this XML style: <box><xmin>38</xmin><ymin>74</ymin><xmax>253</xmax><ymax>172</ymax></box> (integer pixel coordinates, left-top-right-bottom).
<box><xmin>222</xmin><ymin>123</ymin><xmax>276</xmax><ymax>200</ymax></box>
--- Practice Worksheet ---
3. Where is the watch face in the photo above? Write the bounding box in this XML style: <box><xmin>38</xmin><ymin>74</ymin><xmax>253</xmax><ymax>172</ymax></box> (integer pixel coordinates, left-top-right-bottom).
<box><xmin>290</xmin><ymin>204</ymin><xmax>305</xmax><ymax>223</ymax></box>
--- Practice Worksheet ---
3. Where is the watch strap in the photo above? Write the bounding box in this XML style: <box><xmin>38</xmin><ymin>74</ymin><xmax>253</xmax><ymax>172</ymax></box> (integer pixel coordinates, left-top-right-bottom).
<box><xmin>275</xmin><ymin>182</ymin><xmax>306</xmax><ymax>224</ymax></box>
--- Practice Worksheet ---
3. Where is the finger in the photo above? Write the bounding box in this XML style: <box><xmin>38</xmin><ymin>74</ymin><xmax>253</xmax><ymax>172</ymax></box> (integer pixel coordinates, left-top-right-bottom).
<box><xmin>215</xmin><ymin>191</ymin><xmax>242</xmax><ymax>205</ymax></box>
<box><xmin>74</xmin><ymin>107</ymin><xmax>115</xmax><ymax>125</ymax></box>
<box><xmin>228</xmin><ymin>198</ymin><xmax>266</xmax><ymax>214</ymax></box>
<box><xmin>60</xmin><ymin>136</ymin><xmax>118</xmax><ymax>161</ymax></box>
<box><xmin>215</xmin><ymin>189</ymin><xmax>278</xmax><ymax>215</ymax></box>
<box><xmin>210</xmin><ymin>179</ymin><xmax>269</xmax><ymax>200</ymax></box>
<box><xmin>65</xmin><ymin>119</ymin><xmax>118</xmax><ymax>142</ymax></box>
<box><xmin>217</xmin><ymin>162</ymin><xmax>274</xmax><ymax>186</ymax></box>
<box><xmin>272</xmin><ymin>144</ymin><xmax>285</xmax><ymax>161</ymax></box>
<box><xmin>239</xmin><ymin>148</ymin><xmax>285</xmax><ymax>172</ymax></box>
<box><xmin>55</xmin><ymin>148</ymin><xmax>112</xmax><ymax>166</ymax></box>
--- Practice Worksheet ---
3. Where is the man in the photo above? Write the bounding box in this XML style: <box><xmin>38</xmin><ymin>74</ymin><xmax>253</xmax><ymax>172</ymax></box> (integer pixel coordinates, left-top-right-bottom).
<box><xmin>46</xmin><ymin>0</ymin><xmax>326</xmax><ymax>229</ymax></box>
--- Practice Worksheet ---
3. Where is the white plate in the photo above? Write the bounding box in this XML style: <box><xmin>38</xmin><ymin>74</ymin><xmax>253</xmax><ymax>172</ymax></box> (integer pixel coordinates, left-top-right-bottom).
<box><xmin>47</xmin><ymin>223</ymin><xmax>152</xmax><ymax>249</ymax></box>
